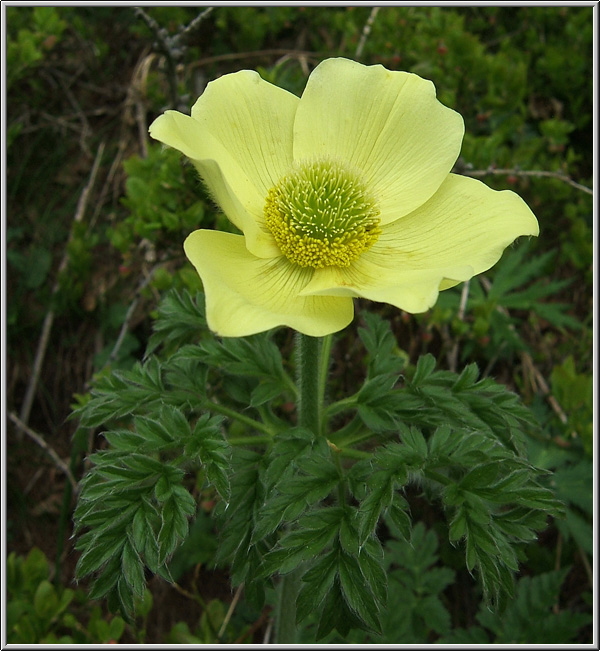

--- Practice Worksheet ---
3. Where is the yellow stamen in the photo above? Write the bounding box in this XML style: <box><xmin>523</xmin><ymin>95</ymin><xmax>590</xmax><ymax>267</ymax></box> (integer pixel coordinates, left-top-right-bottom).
<box><xmin>264</xmin><ymin>159</ymin><xmax>381</xmax><ymax>268</ymax></box>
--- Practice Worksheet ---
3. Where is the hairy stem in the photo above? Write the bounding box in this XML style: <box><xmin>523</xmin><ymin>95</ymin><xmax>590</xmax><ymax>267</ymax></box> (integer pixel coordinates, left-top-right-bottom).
<box><xmin>275</xmin><ymin>333</ymin><xmax>324</xmax><ymax>643</ymax></box>
<box><xmin>296</xmin><ymin>332</ymin><xmax>322</xmax><ymax>434</ymax></box>
<box><xmin>318</xmin><ymin>334</ymin><xmax>332</xmax><ymax>435</ymax></box>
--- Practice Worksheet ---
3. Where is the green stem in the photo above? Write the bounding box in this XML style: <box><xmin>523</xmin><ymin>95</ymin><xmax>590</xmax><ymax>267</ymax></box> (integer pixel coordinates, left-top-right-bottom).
<box><xmin>328</xmin><ymin>416</ymin><xmax>365</xmax><ymax>447</ymax></box>
<box><xmin>334</xmin><ymin>428</ymin><xmax>380</xmax><ymax>449</ymax></box>
<box><xmin>205</xmin><ymin>401</ymin><xmax>275</xmax><ymax>436</ymax></box>
<box><xmin>274</xmin><ymin>568</ymin><xmax>302</xmax><ymax>644</ymax></box>
<box><xmin>424</xmin><ymin>468</ymin><xmax>452</xmax><ymax>486</ymax></box>
<box><xmin>275</xmin><ymin>333</ymin><xmax>323</xmax><ymax>644</ymax></box>
<box><xmin>318</xmin><ymin>334</ymin><xmax>332</xmax><ymax>434</ymax></box>
<box><xmin>295</xmin><ymin>332</ymin><xmax>321</xmax><ymax>434</ymax></box>
<box><xmin>227</xmin><ymin>435</ymin><xmax>272</xmax><ymax>447</ymax></box>
<box><xmin>326</xmin><ymin>394</ymin><xmax>358</xmax><ymax>418</ymax></box>
<box><xmin>332</xmin><ymin>450</ymin><xmax>347</xmax><ymax>506</ymax></box>
<box><xmin>337</xmin><ymin>446</ymin><xmax>371</xmax><ymax>460</ymax></box>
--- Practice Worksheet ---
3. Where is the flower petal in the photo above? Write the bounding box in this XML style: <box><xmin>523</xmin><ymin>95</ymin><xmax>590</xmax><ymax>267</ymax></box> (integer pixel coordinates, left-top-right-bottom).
<box><xmin>149</xmin><ymin>110</ymin><xmax>280</xmax><ymax>259</ymax></box>
<box><xmin>184</xmin><ymin>230</ymin><xmax>354</xmax><ymax>336</ymax></box>
<box><xmin>190</xmin><ymin>70</ymin><xmax>299</xmax><ymax>199</ymax></box>
<box><xmin>293</xmin><ymin>58</ymin><xmax>464</xmax><ymax>224</ymax></box>
<box><xmin>300</xmin><ymin>174</ymin><xmax>539</xmax><ymax>313</ymax></box>
<box><xmin>149</xmin><ymin>70</ymin><xmax>300</xmax><ymax>255</ymax></box>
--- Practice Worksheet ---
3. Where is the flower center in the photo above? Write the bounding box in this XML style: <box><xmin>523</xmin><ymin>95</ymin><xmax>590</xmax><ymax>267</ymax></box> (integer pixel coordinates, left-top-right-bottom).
<box><xmin>264</xmin><ymin>159</ymin><xmax>381</xmax><ymax>268</ymax></box>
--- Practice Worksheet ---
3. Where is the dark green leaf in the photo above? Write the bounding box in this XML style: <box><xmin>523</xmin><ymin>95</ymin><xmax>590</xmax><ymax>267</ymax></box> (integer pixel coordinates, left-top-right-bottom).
<box><xmin>87</xmin><ymin>555</ymin><xmax>121</xmax><ymax>601</ymax></box>
<box><xmin>460</xmin><ymin>461</ymin><xmax>501</xmax><ymax>490</ymax></box>
<box><xmin>399</xmin><ymin>426</ymin><xmax>428</xmax><ymax>463</ymax></box>
<box><xmin>297</xmin><ymin>550</ymin><xmax>338</xmax><ymax>624</ymax></box>
<box><xmin>410</xmin><ymin>354</ymin><xmax>437</xmax><ymax>386</ymax></box>
<box><xmin>386</xmin><ymin>498</ymin><xmax>412</xmax><ymax>543</ymax></box>
<box><xmin>75</xmin><ymin>533</ymin><xmax>126</xmax><ymax>580</ymax></box>
<box><xmin>338</xmin><ymin>550</ymin><xmax>381</xmax><ymax>633</ymax></box>
<box><xmin>121</xmin><ymin>539</ymin><xmax>145</xmax><ymax>598</ymax></box>
<box><xmin>357</xmin><ymin>471</ymin><xmax>394</xmax><ymax>543</ymax></box>
<box><xmin>316</xmin><ymin>578</ymin><xmax>364</xmax><ymax>640</ymax></box>
<box><xmin>146</xmin><ymin>290</ymin><xmax>206</xmax><ymax>356</ymax></box>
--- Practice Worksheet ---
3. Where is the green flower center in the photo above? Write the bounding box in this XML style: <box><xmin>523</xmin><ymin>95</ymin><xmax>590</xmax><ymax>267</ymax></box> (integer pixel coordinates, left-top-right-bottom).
<box><xmin>264</xmin><ymin>159</ymin><xmax>381</xmax><ymax>268</ymax></box>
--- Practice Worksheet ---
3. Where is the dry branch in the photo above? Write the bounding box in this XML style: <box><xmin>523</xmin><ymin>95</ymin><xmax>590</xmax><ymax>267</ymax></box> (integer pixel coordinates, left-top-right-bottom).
<box><xmin>218</xmin><ymin>582</ymin><xmax>244</xmax><ymax>639</ymax></box>
<box><xmin>19</xmin><ymin>141</ymin><xmax>105</xmax><ymax>428</ymax></box>
<box><xmin>134</xmin><ymin>6</ymin><xmax>214</xmax><ymax>108</ymax></box>
<box><xmin>355</xmin><ymin>7</ymin><xmax>380</xmax><ymax>58</ymax></box>
<box><xmin>447</xmin><ymin>279</ymin><xmax>471</xmax><ymax>372</ymax></box>
<box><xmin>8</xmin><ymin>411</ymin><xmax>78</xmax><ymax>493</ymax></box>
<box><xmin>107</xmin><ymin>263</ymin><xmax>160</xmax><ymax>364</ymax></box>
<box><xmin>463</xmin><ymin>167</ymin><xmax>592</xmax><ymax>195</ymax></box>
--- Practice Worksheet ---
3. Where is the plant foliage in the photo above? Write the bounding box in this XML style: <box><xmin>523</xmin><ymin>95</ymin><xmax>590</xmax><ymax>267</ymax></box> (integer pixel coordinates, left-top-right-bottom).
<box><xmin>72</xmin><ymin>290</ymin><xmax>568</xmax><ymax>639</ymax></box>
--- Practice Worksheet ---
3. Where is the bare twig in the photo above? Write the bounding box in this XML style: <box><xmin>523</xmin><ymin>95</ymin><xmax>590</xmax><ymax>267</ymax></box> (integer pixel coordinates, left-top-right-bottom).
<box><xmin>521</xmin><ymin>351</ymin><xmax>569</xmax><ymax>426</ymax></box>
<box><xmin>355</xmin><ymin>7</ymin><xmax>380</xmax><ymax>59</ymax></box>
<box><xmin>447</xmin><ymin>279</ymin><xmax>470</xmax><ymax>372</ymax></box>
<box><xmin>89</xmin><ymin>143</ymin><xmax>124</xmax><ymax>230</ymax></box>
<box><xmin>133</xmin><ymin>7</ymin><xmax>166</xmax><ymax>49</ymax></box>
<box><xmin>218</xmin><ymin>583</ymin><xmax>244</xmax><ymax>639</ymax></box>
<box><xmin>462</xmin><ymin>167</ymin><xmax>593</xmax><ymax>196</ymax></box>
<box><xmin>190</xmin><ymin>48</ymin><xmax>321</xmax><ymax>69</ymax></box>
<box><xmin>231</xmin><ymin>605</ymin><xmax>272</xmax><ymax>644</ymax></box>
<box><xmin>478</xmin><ymin>274</ymin><xmax>572</xmax><ymax>429</ymax></box>
<box><xmin>54</xmin><ymin>70</ymin><xmax>92</xmax><ymax>156</ymax></box>
<box><xmin>178</xmin><ymin>6</ymin><xmax>214</xmax><ymax>44</ymax></box>
<box><xmin>578</xmin><ymin>546</ymin><xmax>593</xmax><ymax>588</ymax></box>
<box><xmin>262</xmin><ymin>617</ymin><xmax>274</xmax><ymax>645</ymax></box>
<box><xmin>108</xmin><ymin>263</ymin><xmax>160</xmax><ymax>364</ymax></box>
<box><xmin>24</xmin><ymin>468</ymin><xmax>45</xmax><ymax>496</ymax></box>
<box><xmin>124</xmin><ymin>51</ymin><xmax>157</xmax><ymax>159</ymax></box>
<box><xmin>134</xmin><ymin>7</ymin><xmax>179</xmax><ymax>107</ymax></box>
<box><xmin>19</xmin><ymin>141</ymin><xmax>105</xmax><ymax>428</ymax></box>
<box><xmin>38</xmin><ymin>112</ymin><xmax>89</xmax><ymax>136</ymax></box>
<box><xmin>171</xmin><ymin>581</ymin><xmax>199</xmax><ymax>602</ymax></box>
<box><xmin>8</xmin><ymin>412</ymin><xmax>78</xmax><ymax>493</ymax></box>
<box><xmin>134</xmin><ymin>6</ymin><xmax>214</xmax><ymax>108</ymax></box>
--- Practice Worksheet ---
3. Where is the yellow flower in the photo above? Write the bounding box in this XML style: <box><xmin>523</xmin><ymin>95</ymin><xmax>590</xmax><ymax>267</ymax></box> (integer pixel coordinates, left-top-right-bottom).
<box><xmin>149</xmin><ymin>58</ymin><xmax>538</xmax><ymax>337</ymax></box>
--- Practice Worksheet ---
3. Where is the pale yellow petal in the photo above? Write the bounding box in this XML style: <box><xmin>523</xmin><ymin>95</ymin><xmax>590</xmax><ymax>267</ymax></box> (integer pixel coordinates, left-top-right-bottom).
<box><xmin>301</xmin><ymin>174</ymin><xmax>538</xmax><ymax>313</ymax></box>
<box><xmin>149</xmin><ymin>111</ymin><xmax>280</xmax><ymax>259</ymax></box>
<box><xmin>184</xmin><ymin>230</ymin><xmax>354</xmax><ymax>337</ymax></box>
<box><xmin>149</xmin><ymin>70</ymin><xmax>299</xmax><ymax>255</ymax></box>
<box><xmin>293</xmin><ymin>58</ymin><xmax>464</xmax><ymax>225</ymax></box>
<box><xmin>300</xmin><ymin>264</ymin><xmax>469</xmax><ymax>313</ymax></box>
<box><xmin>191</xmin><ymin>70</ymin><xmax>299</xmax><ymax>198</ymax></box>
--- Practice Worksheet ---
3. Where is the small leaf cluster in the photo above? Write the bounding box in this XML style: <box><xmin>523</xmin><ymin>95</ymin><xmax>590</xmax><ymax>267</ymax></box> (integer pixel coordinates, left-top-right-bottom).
<box><xmin>251</xmin><ymin>438</ymin><xmax>389</xmax><ymax>637</ymax></box>
<box><xmin>380</xmin><ymin>523</ymin><xmax>455</xmax><ymax>641</ymax></box>
<box><xmin>6</xmin><ymin>6</ymin><xmax>67</xmax><ymax>92</ymax></box>
<box><xmin>73</xmin><ymin>405</ymin><xmax>229</xmax><ymax>616</ymax></box>
<box><xmin>439</xmin><ymin>566</ymin><xmax>591</xmax><ymax>644</ymax></box>
<box><xmin>526</xmin><ymin>422</ymin><xmax>593</xmax><ymax>563</ymax></box>
<box><xmin>110</xmin><ymin>144</ymin><xmax>213</xmax><ymax>255</ymax></box>
<box><xmin>550</xmin><ymin>355</ymin><xmax>593</xmax><ymax>455</ymax></box>
<box><xmin>7</xmin><ymin>547</ymin><xmax>126</xmax><ymax>644</ymax></box>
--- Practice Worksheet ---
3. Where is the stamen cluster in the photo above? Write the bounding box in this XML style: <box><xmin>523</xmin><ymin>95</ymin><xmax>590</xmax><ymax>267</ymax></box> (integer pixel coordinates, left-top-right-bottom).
<box><xmin>264</xmin><ymin>159</ymin><xmax>381</xmax><ymax>268</ymax></box>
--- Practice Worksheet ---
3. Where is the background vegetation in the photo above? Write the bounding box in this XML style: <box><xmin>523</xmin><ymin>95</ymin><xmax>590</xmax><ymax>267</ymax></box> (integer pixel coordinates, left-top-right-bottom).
<box><xmin>5</xmin><ymin>5</ymin><xmax>594</xmax><ymax>644</ymax></box>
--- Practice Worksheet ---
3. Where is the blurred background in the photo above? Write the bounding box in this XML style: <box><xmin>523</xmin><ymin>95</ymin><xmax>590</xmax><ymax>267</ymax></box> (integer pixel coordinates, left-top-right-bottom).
<box><xmin>4</xmin><ymin>4</ymin><xmax>593</xmax><ymax>644</ymax></box>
